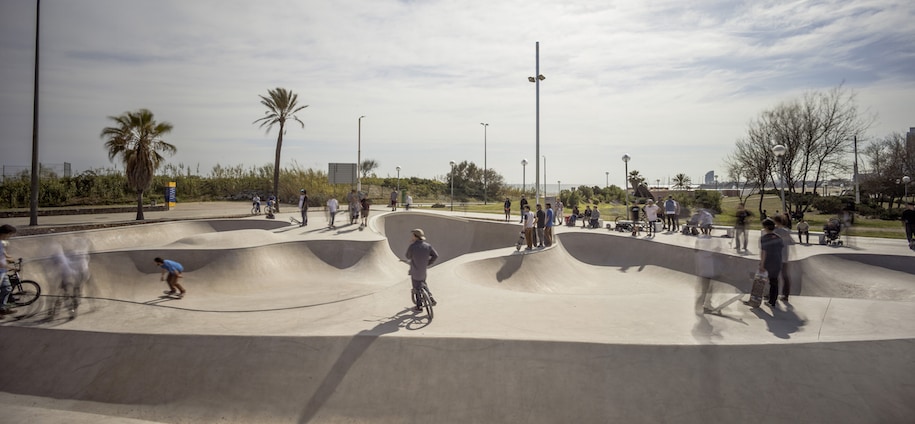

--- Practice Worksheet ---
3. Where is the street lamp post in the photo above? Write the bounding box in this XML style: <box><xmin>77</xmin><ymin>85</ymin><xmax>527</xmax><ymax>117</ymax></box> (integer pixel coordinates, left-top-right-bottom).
<box><xmin>557</xmin><ymin>180</ymin><xmax>561</xmax><ymax>197</ymax></box>
<box><xmin>395</xmin><ymin>166</ymin><xmax>401</xmax><ymax>210</ymax></box>
<box><xmin>772</xmin><ymin>144</ymin><xmax>787</xmax><ymax>215</ymax></box>
<box><xmin>528</xmin><ymin>42</ymin><xmax>545</xmax><ymax>204</ymax></box>
<box><xmin>714</xmin><ymin>174</ymin><xmax>719</xmax><ymax>191</ymax></box>
<box><xmin>357</xmin><ymin>115</ymin><xmax>365</xmax><ymax>192</ymax></box>
<box><xmin>521</xmin><ymin>159</ymin><xmax>528</xmax><ymax>194</ymax></box>
<box><xmin>449</xmin><ymin>160</ymin><xmax>456</xmax><ymax>212</ymax></box>
<box><xmin>622</xmin><ymin>154</ymin><xmax>631</xmax><ymax>210</ymax></box>
<box><xmin>481</xmin><ymin>123</ymin><xmax>488</xmax><ymax>204</ymax></box>
<box><xmin>904</xmin><ymin>176</ymin><xmax>911</xmax><ymax>201</ymax></box>
<box><xmin>543</xmin><ymin>155</ymin><xmax>547</xmax><ymax>198</ymax></box>
<box><xmin>605</xmin><ymin>172</ymin><xmax>609</xmax><ymax>188</ymax></box>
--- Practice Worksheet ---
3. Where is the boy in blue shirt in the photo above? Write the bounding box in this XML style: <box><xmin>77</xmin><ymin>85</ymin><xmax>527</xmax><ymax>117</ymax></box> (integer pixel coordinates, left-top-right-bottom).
<box><xmin>155</xmin><ymin>257</ymin><xmax>186</xmax><ymax>298</ymax></box>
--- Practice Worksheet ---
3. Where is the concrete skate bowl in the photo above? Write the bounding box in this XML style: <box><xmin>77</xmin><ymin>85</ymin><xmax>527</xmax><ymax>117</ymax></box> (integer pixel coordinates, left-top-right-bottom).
<box><xmin>9</xmin><ymin>222</ymin><xmax>403</xmax><ymax>316</ymax></box>
<box><xmin>1</xmin><ymin>328</ymin><xmax>914</xmax><ymax>423</ymax></box>
<box><xmin>378</xmin><ymin>212</ymin><xmax>519</xmax><ymax>262</ymax></box>
<box><xmin>8</xmin><ymin>219</ymin><xmax>288</xmax><ymax>259</ymax></box>
<box><xmin>793</xmin><ymin>253</ymin><xmax>915</xmax><ymax>301</ymax></box>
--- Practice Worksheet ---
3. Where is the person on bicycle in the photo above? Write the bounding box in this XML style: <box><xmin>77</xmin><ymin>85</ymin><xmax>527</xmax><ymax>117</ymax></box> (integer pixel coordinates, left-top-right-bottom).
<box><xmin>0</xmin><ymin>224</ymin><xmax>18</xmax><ymax>315</ymax></box>
<box><xmin>405</xmin><ymin>228</ymin><xmax>439</xmax><ymax>311</ymax></box>
<box><xmin>252</xmin><ymin>195</ymin><xmax>261</xmax><ymax>213</ymax></box>
<box><xmin>155</xmin><ymin>257</ymin><xmax>186</xmax><ymax>298</ymax></box>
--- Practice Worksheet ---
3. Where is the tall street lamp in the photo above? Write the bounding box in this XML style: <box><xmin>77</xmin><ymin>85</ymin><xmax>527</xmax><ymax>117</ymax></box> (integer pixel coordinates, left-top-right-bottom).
<box><xmin>449</xmin><ymin>160</ymin><xmax>456</xmax><ymax>212</ymax></box>
<box><xmin>529</xmin><ymin>42</ymin><xmax>545</xmax><ymax>204</ymax></box>
<box><xmin>772</xmin><ymin>144</ymin><xmax>787</xmax><ymax>215</ymax></box>
<box><xmin>542</xmin><ymin>155</ymin><xmax>547</xmax><ymax>198</ymax></box>
<box><xmin>481</xmin><ymin>122</ymin><xmax>489</xmax><ymax>204</ymax></box>
<box><xmin>904</xmin><ymin>176</ymin><xmax>911</xmax><ymax>201</ymax></box>
<box><xmin>605</xmin><ymin>171</ymin><xmax>609</xmax><ymax>188</ymax></box>
<box><xmin>395</xmin><ymin>166</ymin><xmax>401</xmax><ymax>207</ymax></box>
<box><xmin>521</xmin><ymin>159</ymin><xmax>528</xmax><ymax>194</ymax></box>
<box><xmin>357</xmin><ymin>115</ymin><xmax>365</xmax><ymax>192</ymax></box>
<box><xmin>622</xmin><ymin>154</ymin><xmax>631</xmax><ymax>210</ymax></box>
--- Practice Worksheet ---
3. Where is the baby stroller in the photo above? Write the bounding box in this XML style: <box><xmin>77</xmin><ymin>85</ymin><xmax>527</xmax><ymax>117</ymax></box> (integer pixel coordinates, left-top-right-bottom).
<box><xmin>820</xmin><ymin>218</ymin><xmax>843</xmax><ymax>246</ymax></box>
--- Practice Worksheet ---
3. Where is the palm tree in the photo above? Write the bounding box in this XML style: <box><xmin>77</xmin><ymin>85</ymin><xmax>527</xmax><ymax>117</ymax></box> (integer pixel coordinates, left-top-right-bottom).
<box><xmin>673</xmin><ymin>173</ymin><xmax>692</xmax><ymax>190</ymax></box>
<box><xmin>254</xmin><ymin>87</ymin><xmax>308</xmax><ymax>212</ymax></box>
<box><xmin>360</xmin><ymin>159</ymin><xmax>379</xmax><ymax>179</ymax></box>
<box><xmin>101</xmin><ymin>109</ymin><xmax>176</xmax><ymax>220</ymax></box>
<box><xmin>628</xmin><ymin>170</ymin><xmax>645</xmax><ymax>192</ymax></box>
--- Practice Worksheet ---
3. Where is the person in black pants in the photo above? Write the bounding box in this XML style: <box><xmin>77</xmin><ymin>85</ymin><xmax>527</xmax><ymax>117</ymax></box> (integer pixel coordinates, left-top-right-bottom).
<box><xmin>758</xmin><ymin>219</ymin><xmax>784</xmax><ymax>307</ymax></box>
<box><xmin>903</xmin><ymin>202</ymin><xmax>915</xmax><ymax>249</ymax></box>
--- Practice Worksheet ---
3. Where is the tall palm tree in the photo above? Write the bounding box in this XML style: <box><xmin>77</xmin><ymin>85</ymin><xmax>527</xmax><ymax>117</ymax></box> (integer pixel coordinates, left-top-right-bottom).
<box><xmin>673</xmin><ymin>173</ymin><xmax>692</xmax><ymax>190</ymax></box>
<box><xmin>254</xmin><ymin>87</ymin><xmax>308</xmax><ymax>212</ymax></box>
<box><xmin>101</xmin><ymin>108</ymin><xmax>176</xmax><ymax>220</ymax></box>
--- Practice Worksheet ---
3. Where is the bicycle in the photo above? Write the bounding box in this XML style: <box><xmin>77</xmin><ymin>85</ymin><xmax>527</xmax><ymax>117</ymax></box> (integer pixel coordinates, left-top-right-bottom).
<box><xmin>251</xmin><ymin>202</ymin><xmax>262</xmax><ymax>215</ymax></box>
<box><xmin>411</xmin><ymin>285</ymin><xmax>434</xmax><ymax>320</ymax></box>
<box><xmin>6</xmin><ymin>258</ymin><xmax>41</xmax><ymax>307</ymax></box>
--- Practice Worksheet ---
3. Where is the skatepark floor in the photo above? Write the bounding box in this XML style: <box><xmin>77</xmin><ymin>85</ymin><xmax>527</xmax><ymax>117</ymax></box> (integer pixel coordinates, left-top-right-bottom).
<box><xmin>1</xmin><ymin>203</ymin><xmax>913</xmax><ymax>423</ymax></box>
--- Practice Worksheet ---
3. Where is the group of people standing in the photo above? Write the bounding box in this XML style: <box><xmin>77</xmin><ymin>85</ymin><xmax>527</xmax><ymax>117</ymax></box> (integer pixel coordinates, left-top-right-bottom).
<box><xmin>520</xmin><ymin>202</ymin><xmax>557</xmax><ymax>250</ymax></box>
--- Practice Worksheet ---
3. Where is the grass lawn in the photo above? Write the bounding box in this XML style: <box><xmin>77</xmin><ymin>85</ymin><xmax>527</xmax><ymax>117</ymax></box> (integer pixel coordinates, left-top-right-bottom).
<box><xmin>431</xmin><ymin>194</ymin><xmax>908</xmax><ymax>240</ymax></box>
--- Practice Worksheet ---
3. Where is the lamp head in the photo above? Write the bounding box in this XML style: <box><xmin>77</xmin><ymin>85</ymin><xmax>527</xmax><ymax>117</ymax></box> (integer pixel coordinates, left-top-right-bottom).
<box><xmin>622</xmin><ymin>154</ymin><xmax>630</xmax><ymax>163</ymax></box>
<box><xmin>449</xmin><ymin>160</ymin><xmax>455</xmax><ymax>167</ymax></box>
<box><xmin>521</xmin><ymin>159</ymin><xmax>528</xmax><ymax>166</ymax></box>
<box><xmin>528</xmin><ymin>76</ymin><xmax>536</xmax><ymax>83</ymax></box>
<box><xmin>772</xmin><ymin>144</ymin><xmax>787</xmax><ymax>157</ymax></box>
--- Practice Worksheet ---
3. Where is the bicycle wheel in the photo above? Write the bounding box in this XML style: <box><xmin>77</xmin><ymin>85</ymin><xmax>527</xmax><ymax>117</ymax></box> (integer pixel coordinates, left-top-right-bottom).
<box><xmin>420</xmin><ymin>289</ymin><xmax>434</xmax><ymax>320</ymax></box>
<box><xmin>251</xmin><ymin>206</ymin><xmax>260</xmax><ymax>215</ymax></box>
<box><xmin>11</xmin><ymin>280</ymin><xmax>41</xmax><ymax>306</ymax></box>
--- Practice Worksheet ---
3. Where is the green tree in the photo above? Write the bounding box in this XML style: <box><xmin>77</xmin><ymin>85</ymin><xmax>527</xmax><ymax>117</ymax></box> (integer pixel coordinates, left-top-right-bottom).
<box><xmin>360</xmin><ymin>159</ymin><xmax>379</xmax><ymax>178</ymax></box>
<box><xmin>100</xmin><ymin>109</ymin><xmax>176</xmax><ymax>220</ymax></box>
<box><xmin>672</xmin><ymin>173</ymin><xmax>692</xmax><ymax>190</ymax></box>
<box><xmin>254</xmin><ymin>87</ymin><xmax>308</xmax><ymax>212</ymax></box>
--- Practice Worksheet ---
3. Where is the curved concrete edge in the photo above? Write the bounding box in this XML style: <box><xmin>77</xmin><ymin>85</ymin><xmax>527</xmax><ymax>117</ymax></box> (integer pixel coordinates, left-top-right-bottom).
<box><xmin>1</xmin><ymin>327</ymin><xmax>912</xmax><ymax>424</ymax></box>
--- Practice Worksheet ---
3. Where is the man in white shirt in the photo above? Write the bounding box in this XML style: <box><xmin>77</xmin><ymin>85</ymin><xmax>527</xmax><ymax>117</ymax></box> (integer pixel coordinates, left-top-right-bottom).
<box><xmin>644</xmin><ymin>199</ymin><xmax>661</xmax><ymax>237</ymax></box>
<box><xmin>326</xmin><ymin>197</ymin><xmax>339</xmax><ymax>229</ymax></box>
<box><xmin>522</xmin><ymin>205</ymin><xmax>536</xmax><ymax>250</ymax></box>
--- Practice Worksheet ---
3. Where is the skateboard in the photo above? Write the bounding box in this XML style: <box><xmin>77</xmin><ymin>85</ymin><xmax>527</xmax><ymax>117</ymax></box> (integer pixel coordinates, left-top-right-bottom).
<box><xmin>746</xmin><ymin>272</ymin><xmax>767</xmax><ymax>308</ymax></box>
<box><xmin>162</xmin><ymin>290</ymin><xmax>184</xmax><ymax>299</ymax></box>
<box><xmin>289</xmin><ymin>216</ymin><xmax>301</xmax><ymax>225</ymax></box>
<box><xmin>515</xmin><ymin>231</ymin><xmax>525</xmax><ymax>251</ymax></box>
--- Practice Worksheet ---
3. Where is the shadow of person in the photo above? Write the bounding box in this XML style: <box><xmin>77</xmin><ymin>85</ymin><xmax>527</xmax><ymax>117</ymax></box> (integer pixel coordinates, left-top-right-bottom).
<box><xmin>297</xmin><ymin>308</ymin><xmax>415</xmax><ymax>423</ymax></box>
<box><xmin>751</xmin><ymin>303</ymin><xmax>807</xmax><ymax>339</ymax></box>
<box><xmin>495</xmin><ymin>254</ymin><xmax>525</xmax><ymax>283</ymax></box>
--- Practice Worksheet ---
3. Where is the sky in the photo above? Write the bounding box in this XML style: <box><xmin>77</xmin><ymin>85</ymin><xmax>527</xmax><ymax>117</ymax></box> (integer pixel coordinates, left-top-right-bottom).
<box><xmin>1</xmin><ymin>0</ymin><xmax>913</xmax><ymax>192</ymax></box>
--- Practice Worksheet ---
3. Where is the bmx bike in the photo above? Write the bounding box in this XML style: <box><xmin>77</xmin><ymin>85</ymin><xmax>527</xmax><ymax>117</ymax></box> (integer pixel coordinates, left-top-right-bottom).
<box><xmin>411</xmin><ymin>284</ymin><xmax>434</xmax><ymax>320</ymax></box>
<box><xmin>6</xmin><ymin>258</ymin><xmax>41</xmax><ymax>307</ymax></box>
<box><xmin>251</xmin><ymin>202</ymin><xmax>262</xmax><ymax>215</ymax></box>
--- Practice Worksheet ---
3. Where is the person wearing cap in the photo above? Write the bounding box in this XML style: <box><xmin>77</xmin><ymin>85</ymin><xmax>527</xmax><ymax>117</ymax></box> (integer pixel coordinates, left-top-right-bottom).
<box><xmin>643</xmin><ymin>199</ymin><xmax>660</xmax><ymax>237</ymax></box>
<box><xmin>758</xmin><ymin>218</ymin><xmax>784</xmax><ymax>308</ymax></box>
<box><xmin>902</xmin><ymin>202</ymin><xmax>915</xmax><ymax>250</ymax></box>
<box><xmin>405</xmin><ymin>228</ymin><xmax>439</xmax><ymax>311</ymax></box>
<box><xmin>298</xmin><ymin>189</ymin><xmax>308</xmax><ymax>226</ymax></box>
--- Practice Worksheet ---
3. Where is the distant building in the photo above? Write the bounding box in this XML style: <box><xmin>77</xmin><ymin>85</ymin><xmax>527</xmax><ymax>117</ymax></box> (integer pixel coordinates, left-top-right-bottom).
<box><xmin>704</xmin><ymin>171</ymin><xmax>715</xmax><ymax>185</ymax></box>
<box><xmin>907</xmin><ymin>127</ymin><xmax>915</xmax><ymax>154</ymax></box>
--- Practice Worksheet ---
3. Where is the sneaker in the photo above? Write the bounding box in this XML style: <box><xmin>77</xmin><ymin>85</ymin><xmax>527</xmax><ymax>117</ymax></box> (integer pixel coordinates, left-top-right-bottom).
<box><xmin>779</xmin><ymin>295</ymin><xmax>789</xmax><ymax>302</ymax></box>
<box><xmin>164</xmin><ymin>290</ymin><xmax>177</xmax><ymax>296</ymax></box>
<box><xmin>413</xmin><ymin>306</ymin><xmax>423</xmax><ymax>312</ymax></box>
<box><xmin>430</xmin><ymin>298</ymin><xmax>438</xmax><ymax>306</ymax></box>
<box><xmin>177</xmin><ymin>292</ymin><xmax>185</xmax><ymax>298</ymax></box>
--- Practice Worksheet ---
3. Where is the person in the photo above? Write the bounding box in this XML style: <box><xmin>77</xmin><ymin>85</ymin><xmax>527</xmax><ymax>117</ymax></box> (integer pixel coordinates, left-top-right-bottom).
<box><xmin>522</xmin><ymin>205</ymin><xmax>536</xmax><ymax>250</ymax></box>
<box><xmin>903</xmin><ymin>202</ymin><xmax>915</xmax><ymax>249</ymax></box>
<box><xmin>734</xmin><ymin>203</ymin><xmax>751</xmax><ymax>251</ymax></box>
<box><xmin>0</xmin><ymin>224</ymin><xmax>18</xmax><ymax>316</ymax></box>
<box><xmin>758</xmin><ymin>218</ymin><xmax>784</xmax><ymax>308</ymax></box>
<box><xmin>252</xmin><ymin>194</ymin><xmax>261</xmax><ymax>213</ymax></box>
<box><xmin>583</xmin><ymin>206</ymin><xmax>591</xmax><ymax>229</ymax></box>
<box><xmin>519</xmin><ymin>196</ymin><xmax>528</xmax><ymax>223</ymax></box>
<box><xmin>298</xmin><ymin>189</ymin><xmax>308</xmax><ymax>226</ymax></box>
<box><xmin>326</xmin><ymin>196</ymin><xmax>339</xmax><ymax>229</ymax></box>
<box><xmin>697</xmin><ymin>208</ymin><xmax>713</xmax><ymax>236</ymax></box>
<box><xmin>629</xmin><ymin>203</ymin><xmax>641</xmax><ymax>236</ymax></box>
<box><xmin>503</xmin><ymin>197</ymin><xmax>512</xmax><ymax>222</ymax></box>
<box><xmin>49</xmin><ymin>239</ymin><xmax>91</xmax><ymax>318</ymax></box>
<box><xmin>406</xmin><ymin>228</ymin><xmax>439</xmax><ymax>311</ymax></box>
<box><xmin>644</xmin><ymin>199</ymin><xmax>660</xmax><ymax>237</ymax></box>
<box><xmin>555</xmin><ymin>200</ymin><xmax>564</xmax><ymax>225</ymax></box>
<box><xmin>535</xmin><ymin>204</ymin><xmax>546</xmax><ymax>247</ymax></box>
<box><xmin>760</xmin><ymin>210</ymin><xmax>768</xmax><ymax>221</ymax></box>
<box><xmin>544</xmin><ymin>203</ymin><xmax>554</xmax><ymax>247</ymax></box>
<box><xmin>360</xmin><ymin>197</ymin><xmax>370</xmax><ymax>227</ymax></box>
<box><xmin>405</xmin><ymin>194</ymin><xmax>413</xmax><ymax>210</ymax></box>
<box><xmin>390</xmin><ymin>190</ymin><xmax>398</xmax><ymax>211</ymax></box>
<box><xmin>155</xmin><ymin>257</ymin><xmax>186</xmax><ymax>298</ymax></box>
<box><xmin>590</xmin><ymin>205</ymin><xmax>601</xmax><ymax>229</ymax></box>
<box><xmin>797</xmin><ymin>217</ymin><xmax>810</xmax><ymax>244</ymax></box>
<box><xmin>664</xmin><ymin>196</ymin><xmax>679</xmax><ymax>232</ymax></box>
<box><xmin>772</xmin><ymin>215</ymin><xmax>794</xmax><ymax>302</ymax></box>
<box><xmin>569</xmin><ymin>205</ymin><xmax>580</xmax><ymax>227</ymax></box>
<box><xmin>266</xmin><ymin>194</ymin><xmax>277</xmax><ymax>219</ymax></box>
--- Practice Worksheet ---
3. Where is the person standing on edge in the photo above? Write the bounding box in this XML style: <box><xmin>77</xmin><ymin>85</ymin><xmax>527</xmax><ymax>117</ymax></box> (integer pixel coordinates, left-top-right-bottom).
<box><xmin>298</xmin><ymin>189</ymin><xmax>308</xmax><ymax>226</ymax></box>
<box><xmin>406</xmin><ymin>228</ymin><xmax>439</xmax><ymax>311</ymax></box>
<box><xmin>0</xmin><ymin>224</ymin><xmax>18</xmax><ymax>316</ymax></box>
<box><xmin>360</xmin><ymin>197</ymin><xmax>370</xmax><ymax>228</ymax></box>
<box><xmin>772</xmin><ymin>215</ymin><xmax>794</xmax><ymax>302</ymax></box>
<box><xmin>590</xmin><ymin>205</ymin><xmax>601</xmax><ymax>229</ymax></box>
<box><xmin>503</xmin><ymin>197</ymin><xmax>512</xmax><ymax>222</ymax></box>
<box><xmin>522</xmin><ymin>205</ymin><xmax>535</xmax><ymax>250</ymax></box>
<box><xmin>902</xmin><ymin>202</ymin><xmax>915</xmax><ymax>250</ymax></box>
<box><xmin>583</xmin><ymin>205</ymin><xmax>591</xmax><ymax>229</ymax></box>
<box><xmin>544</xmin><ymin>203</ymin><xmax>554</xmax><ymax>246</ymax></box>
<box><xmin>664</xmin><ymin>196</ymin><xmax>679</xmax><ymax>232</ymax></box>
<box><xmin>155</xmin><ymin>257</ymin><xmax>186</xmax><ymax>298</ymax></box>
<box><xmin>390</xmin><ymin>190</ymin><xmax>398</xmax><ymax>211</ymax></box>
<box><xmin>758</xmin><ymin>219</ymin><xmax>784</xmax><ymax>308</ymax></box>
<box><xmin>405</xmin><ymin>193</ymin><xmax>413</xmax><ymax>210</ymax></box>
<box><xmin>734</xmin><ymin>203</ymin><xmax>751</xmax><ymax>251</ymax></box>
<box><xmin>535</xmin><ymin>204</ymin><xmax>546</xmax><ymax>247</ymax></box>
<box><xmin>555</xmin><ymin>200</ymin><xmax>564</xmax><ymax>225</ymax></box>
<box><xmin>326</xmin><ymin>196</ymin><xmax>339</xmax><ymax>229</ymax></box>
<box><xmin>519</xmin><ymin>196</ymin><xmax>528</xmax><ymax>223</ymax></box>
<box><xmin>644</xmin><ymin>199</ymin><xmax>660</xmax><ymax>237</ymax></box>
